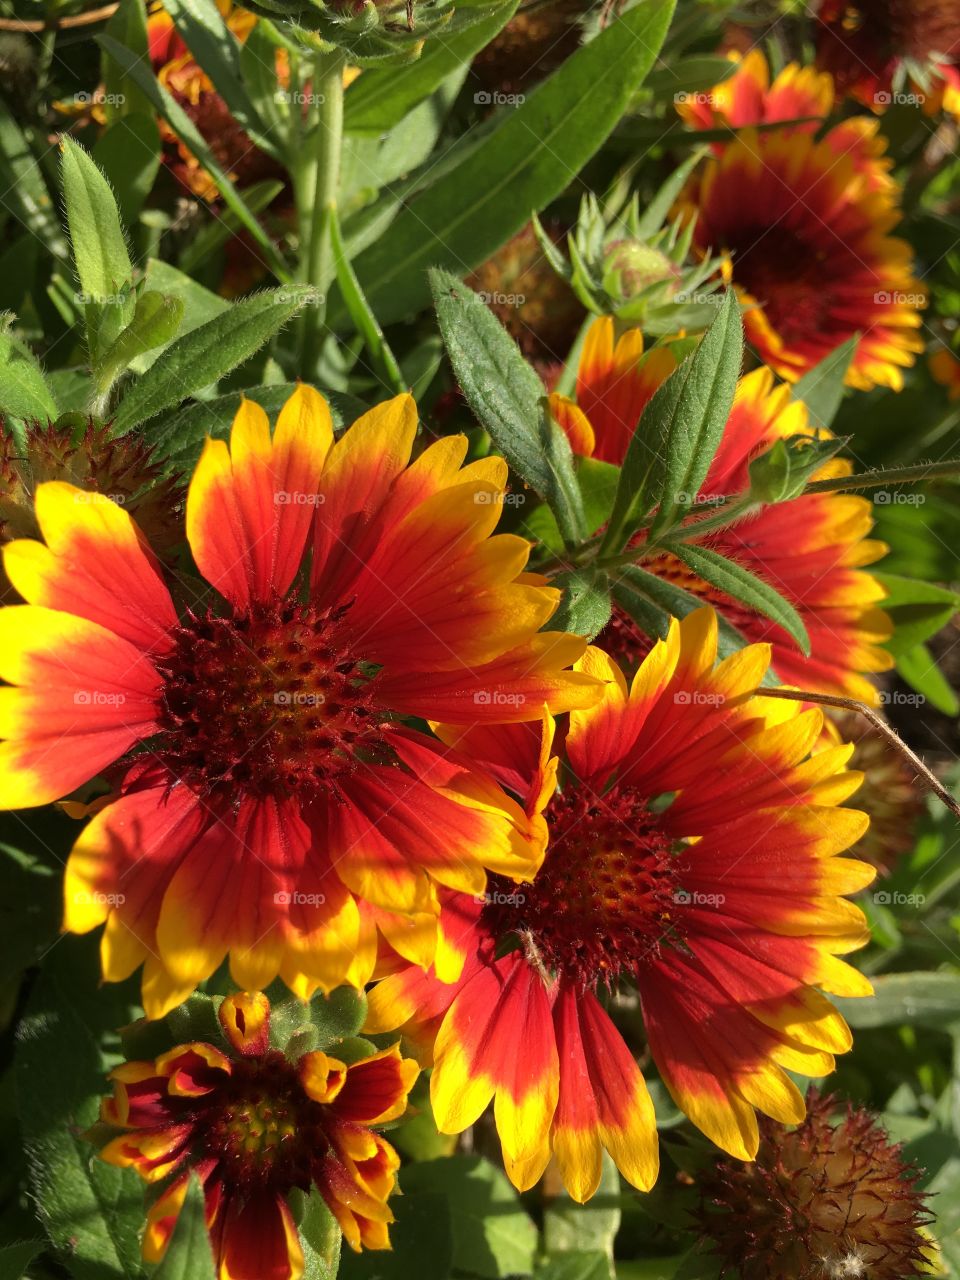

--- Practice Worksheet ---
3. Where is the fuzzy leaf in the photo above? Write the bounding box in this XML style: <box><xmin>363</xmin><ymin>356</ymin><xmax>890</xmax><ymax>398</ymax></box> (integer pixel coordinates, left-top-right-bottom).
<box><xmin>430</xmin><ymin>270</ymin><xmax>586</xmax><ymax>543</ymax></box>
<box><xmin>112</xmin><ymin>287</ymin><xmax>315</xmax><ymax>432</ymax></box>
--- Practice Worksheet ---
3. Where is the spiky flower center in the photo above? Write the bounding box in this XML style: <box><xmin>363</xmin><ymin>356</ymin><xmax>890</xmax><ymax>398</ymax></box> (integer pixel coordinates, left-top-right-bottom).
<box><xmin>155</xmin><ymin>601</ymin><xmax>382</xmax><ymax>798</ymax></box>
<box><xmin>484</xmin><ymin>785</ymin><xmax>683</xmax><ymax>987</ymax></box>
<box><xmin>198</xmin><ymin>1053</ymin><xmax>328</xmax><ymax>1192</ymax></box>
<box><xmin>698</xmin><ymin>1092</ymin><xmax>933</xmax><ymax>1280</ymax></box>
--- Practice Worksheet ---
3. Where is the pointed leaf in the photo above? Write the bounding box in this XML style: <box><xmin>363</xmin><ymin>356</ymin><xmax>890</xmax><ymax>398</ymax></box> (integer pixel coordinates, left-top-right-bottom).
<box><xmin>430</xmin><ymin>269</ymin><xmax>587</xmax><ymax>543</ymax></box>
<box><xmin>112</xmin><ymin>287</ymin><xmax>315</xmax><ymax>432</ymax></box>
<box><xmin>791</xmin><ymin>334</ymin><xmax>859</xmax><ymax>430</ymax></box>
<box><xmin>152</xmin><ymin>1174</ymin><xmax>216</xmax><ymax>1280</ymax></box>
<box><xmin>333</xmin><ymin>0</ymin><xmax>676</xmax><ymax>326</ymax></box>
<box><xmin>666</xmin><ymin>541</ymin><xmax>810</xmax><ymax>654</ymax></box>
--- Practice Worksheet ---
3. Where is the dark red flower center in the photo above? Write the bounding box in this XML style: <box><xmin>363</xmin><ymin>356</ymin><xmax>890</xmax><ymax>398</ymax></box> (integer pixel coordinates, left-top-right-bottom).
<box><xmin>727</xmin><ymin>226</ymin><xmax>844</xmax><ymax>347</ymax></box>
<box><xmin>197</xmin><ymin>1052</ymin><xmax>328</xmax><ymax>1193</ymax></box>
<box><xmin>484</xmin><ymin>785</ymin><xmax>684</xmax><ymax>988</ymax></box>
<box><xmin>154</xmin><ymin>601</ymin><xmax>384</xmax><ymax>798</ymax></box>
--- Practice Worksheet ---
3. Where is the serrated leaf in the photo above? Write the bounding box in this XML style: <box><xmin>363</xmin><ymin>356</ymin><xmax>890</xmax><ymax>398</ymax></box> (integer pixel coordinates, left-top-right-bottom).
<box><xmin>153</xmin><ymin>1174</ymin><xmax>216</xmax><ymax>1280</ymax></box>
<box><xmin>430</xmin><ymin>270</ymin><xmax>586</xmax><ymax>544</ymax></box>
<box><xmin>791</xmin><ymin>334</ymin><xmax>858</xmax><ymax>430</ymax></box>
<box><xmin>112</xmin><ymin>288</ymin><xmax>314</xmax><ymax>432</ymax></box>
<box><xmin>666</xmin><ymin>541</ymin><xmax>810</xmax><ymax>655</ymax></box>
<box><xmin>604</xmin><ymin>291</ymin><xmax>742</xmax><ymax>551</ymax></box>
<box><xmin>334</xmin><ymin>0</ymin><xmax>676</xmax><ymax>326</ymax></box>
<box><xmin>0</xmin><ymin>329</ymin><xmax>58</xmax><ymax>421</ymax></box>
<box><xmin>551</xmin><ymin>571</ymin><xmax>612</xmax><ymax>640</ymax></box>
<box><xmin>60</xmin><ymin>136</ymin><xmax>134</xmax><ymax>306</ymax></box>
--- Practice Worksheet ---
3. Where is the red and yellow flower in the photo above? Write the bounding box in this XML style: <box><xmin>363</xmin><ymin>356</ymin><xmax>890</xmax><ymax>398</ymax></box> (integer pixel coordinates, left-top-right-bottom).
<box><xmin>814</xmin><ymin>0</ymin><xmax>960</xmax><ymax>119</ymax></box>
<box><xmin>367</xmin><ymin>610</ymin><xmax>875</xmax><ymax>1199</ymax></box>
<box><xmin>98</xmin><ymin>991</ymin><xmax>418</xmax><ymax>1275</ymax></box>
<box><xmin>549</xmin><ymin>317</ymin><xmax>894</xmax><ymax>704</ymax></box>
<box><xmin>0</xmin><ymin>387</ymin><xmax>600</xmax><ymax>1017</ymax></box>
<box><xmin>674</xmin><ymin>51</ymin><xmax>924</xmax><ymax>391</ymax></box>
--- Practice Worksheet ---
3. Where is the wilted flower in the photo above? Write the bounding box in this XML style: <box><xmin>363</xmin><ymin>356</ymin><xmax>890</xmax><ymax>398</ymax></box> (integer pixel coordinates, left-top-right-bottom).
<box><xmin>697</xmin><ymin>1089</ymin><xmax>935</xmax><ymax>1279</ymax></box>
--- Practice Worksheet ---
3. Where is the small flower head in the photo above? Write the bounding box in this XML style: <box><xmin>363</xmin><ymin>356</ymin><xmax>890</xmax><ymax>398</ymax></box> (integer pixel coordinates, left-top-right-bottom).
<box><xmin>697</xmin><ymin>1090</ymin><xmax>935</xmax><ymax>1279</ymax></box>
<box><xmin>96</xmin><ymin>990</ymin><xmax>419</xmax><ymax>1273</ymax></box>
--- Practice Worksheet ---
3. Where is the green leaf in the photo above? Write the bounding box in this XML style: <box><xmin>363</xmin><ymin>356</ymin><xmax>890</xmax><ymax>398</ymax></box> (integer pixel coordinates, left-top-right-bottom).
<box><xmin>60</xmin><ymin>136</ymin><xmax>134</xmax><ymax>307</ymax></box>
<box><xmin>430</xmin><ymin>270</ymin><xmax>586</xmax><ymax>544</ymax></box>
<box><xmin>338</xmin><ymin>1188</ymin><xmax>453</xmax><ymax>1280</ymax></box>
<box><xmin>289</xmin><ymin>1189</ymin><xmax>340</xmax><ymax>1280</ymax></box>
<box><xmin>544</xmin><ymin>1153</ymin><xmax>620</xmax><ymax>1261</ymax></box>
<box><xmin>836</xmin><ymin>972</ymin><xmax>960</xmax><ymax>1030</ymax></box>
<box><xmin>0</xmin><ymin>116</ymin><xmax>67</xmax><ymax>261</ymax></box>
<box><xmin>0</xmin><ymin>328</ymin><xmax>58</xmax><ymax>421</ymax></box>
<box><xmin>645</xmin><ymin>55</ymin><xmax>738</xmax><ymax>97</ymax></box>
<box><xmin>875</xmin><ymin>572</ymin><xmax>960</xmax><ymax>658</ymax></box>
<box><xmin>612</xmin><ymin>564</ymin><xmax>761</xmax><ymax>667</ymax></box>
<box><xmin>152</xmin><ymin>1174</ymin><xmax>216</xmax><ymax>1280</ymax></box>
<box><xmin>15</xmin><ymin>951</ymin><xmax>143</xmax><ymax>1280</ymax></box>
<box><xmin>97</xmin><ymin>34</ymin><xmax>290</xmax><ymax>282</ymax></box>
<box><xmin>603</xmin><ymin>291</ymin><xmax>742</xmax><ymax>551</ymax></box>
<box><xmin>143</xmin><ymin>383</ymin><xmax>363</xmax><ymax>465</ymax></box>
<box><xmin>666</xmin><ymin>541</ymin><xmax>810</xmax><ymax>655</ymax></box>
<box><xmin>896</xmin><ymin>642</ymin><xmax>960</xmax><ymax>716</ymax></box>
<box><xmin>143</xmin><ymin>260</ymin><xmax>231</xmax><ymax>333</ymax></box>
<box><xmin>0</xmin><ymin>1241</ymin><xmax>44</xmax><ymax>1280</ymax></box>
<box><xmin>344</xmin><ymin>0</ymin><xmax>519</xmax><ymax>134</ymax></box>
<box><xmin>551</xmin><ymin>570</ymin><xmax>612</xmax><ymax>640</ymax></box>
<box><xmin>791</xmin><ymin>334</ymin><xmax>858</xmax><ymax>431</ymax></box>
<box><xmin>163</xmin><ymin>0</ymin><xmax>275</xmax><ymax>155</ymax></box>
<box><xmin>536</xmin><ymin>1254</ymin><xmax>612</xmax><ymax>1280</ymax></box>
<box><xmin>95</xmin><ymin>291</ymin><xmax>186</xmax><ymax>395</ymax></box>
<box><xmin>112</xmin><ymin>287</ymin><xmax>316</xmax><ymax>432</ymax></box>
<box><xmin>93</xmin><ymin>113</ymin><xmax>163</xmax><ymax>225</ymax></box>
<box><xmin>401</xmin><ymin>1156</ymin><xmax>537</xmax><ymax>1279</ymax></box>
<box><xmin>102</xmin><ymin>0</ymin><xmax>155</xmax><ymax>121</ymax></box>
<box><xmin>330</xmin><ymin>207</ymin><xmax>405</xmax><ymax>395</ymax></box>
<box><xmin>0</xmin><ymin>844</ymin><xmax>59</xmax><ymax>996</ymax></box>
<box><xmin>747</xmin><ymin>434</ymin><xmax>847</xmax><ymax>505</ymax></box>
<box><xmin>335</xmin><ymin>0</ymin><xmax>676</xmax><ymax>326</ymax></box>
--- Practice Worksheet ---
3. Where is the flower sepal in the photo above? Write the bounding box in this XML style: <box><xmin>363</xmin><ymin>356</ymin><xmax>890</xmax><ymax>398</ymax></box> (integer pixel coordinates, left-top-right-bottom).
<box><xmin>746</xmin><ymin>432</ymin><xmax>849</xmax><ymax>505</ymax></box>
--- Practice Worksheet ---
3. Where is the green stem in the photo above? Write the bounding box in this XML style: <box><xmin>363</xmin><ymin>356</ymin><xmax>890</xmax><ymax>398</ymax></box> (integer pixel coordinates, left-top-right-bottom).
<box><xmin>802</xmin><ymin>458</ymin><xmax>960</xmax><ymax>495</ymax></box>
<box><xmin>296</xmin><ymin>49</ymin><xmax>346</xmax><ymax>369</ymax></box>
